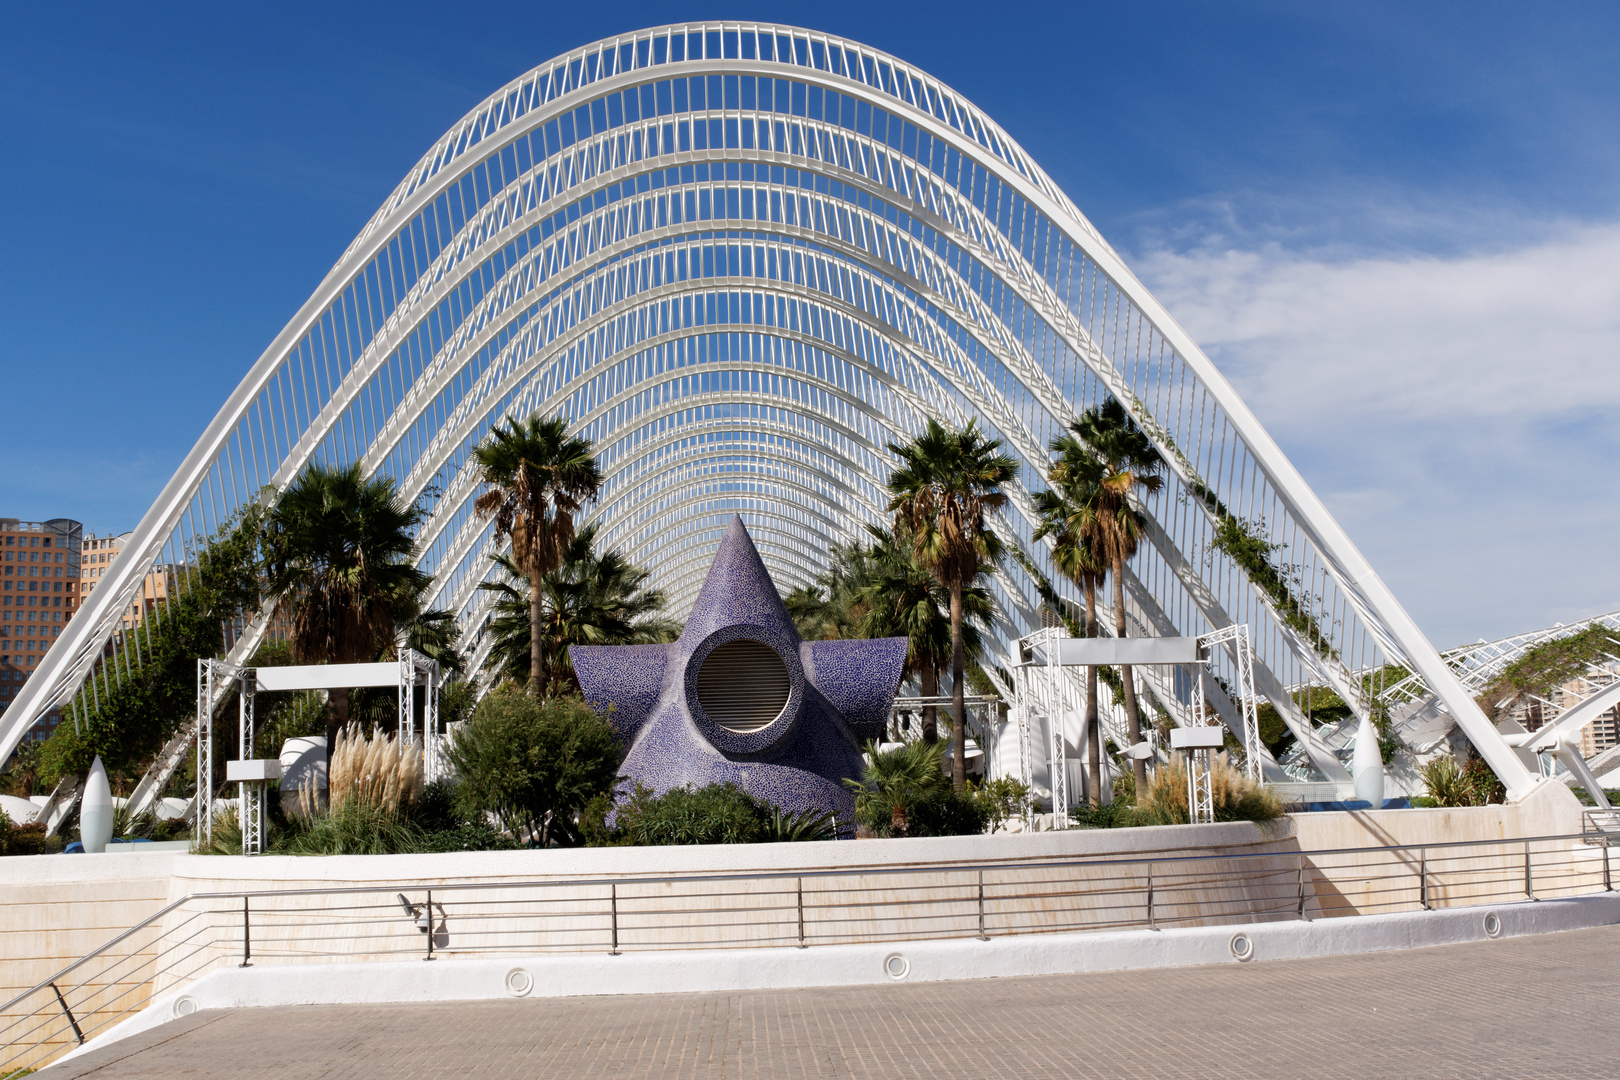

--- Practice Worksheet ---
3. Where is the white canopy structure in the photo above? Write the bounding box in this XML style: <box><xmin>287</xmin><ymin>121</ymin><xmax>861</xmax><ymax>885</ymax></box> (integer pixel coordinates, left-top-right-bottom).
<box><xmin>0</xmin><ymin>23</ymin><xmax>1538</xmax><ymax>803</ymax></box>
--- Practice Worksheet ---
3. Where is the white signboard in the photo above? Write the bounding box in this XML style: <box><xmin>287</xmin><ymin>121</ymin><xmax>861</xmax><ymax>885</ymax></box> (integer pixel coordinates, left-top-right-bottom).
<box><xmin>1043</xmin><ymin>637</ymin><xmax>1201</xmax><ymax>666</ymax></box>
<box><xmin>253</xmin><ymin>662</ymin><xmax>402</xmax><ymax>692</ymax></box>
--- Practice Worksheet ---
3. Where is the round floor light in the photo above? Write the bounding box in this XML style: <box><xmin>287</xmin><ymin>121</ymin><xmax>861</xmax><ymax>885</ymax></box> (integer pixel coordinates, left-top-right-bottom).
<box><xmin>1229</xmin><ymin>933</ymin><xmax>1255</xmax><ymax>962</ymax></box>
<box><xmin>1483</xmin><ymin>912</ymin><xmax>1502</xmax><ymax>938</ymax></box>
<box><xmin>884</xmin><ymin>953</ymin><xmax>910</xmax><ymax>980</ymax></box>
<box><xmin>697</xmin><ymin>639</ymin><xmax>790</xmax><ymax>732</ymax></box>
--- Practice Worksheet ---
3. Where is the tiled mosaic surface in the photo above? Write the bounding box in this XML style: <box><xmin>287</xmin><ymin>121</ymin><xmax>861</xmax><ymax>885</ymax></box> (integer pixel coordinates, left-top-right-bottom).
<box><xmin>572</xmin><ymin>516</ymin><xmax>907</xmax><ymax>819</ymax></box>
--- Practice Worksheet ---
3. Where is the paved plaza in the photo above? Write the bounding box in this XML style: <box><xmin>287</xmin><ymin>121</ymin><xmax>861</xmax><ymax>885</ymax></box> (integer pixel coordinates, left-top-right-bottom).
<box><xmin>43</xmin><ymin>924</ymin><xmax>1617</xmax><ymax>1079</ymax></box>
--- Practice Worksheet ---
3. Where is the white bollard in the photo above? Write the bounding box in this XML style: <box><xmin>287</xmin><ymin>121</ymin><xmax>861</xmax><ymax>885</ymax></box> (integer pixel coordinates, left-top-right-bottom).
<box><xmin>1352</xmin><ymin>715</ymin><xmax>1385</xmax><ymax>808</ymax></box>
<box><xmin>80</xmin><ymin>756</ymin><xmax>115</xmax><ymax>853</ymax></box>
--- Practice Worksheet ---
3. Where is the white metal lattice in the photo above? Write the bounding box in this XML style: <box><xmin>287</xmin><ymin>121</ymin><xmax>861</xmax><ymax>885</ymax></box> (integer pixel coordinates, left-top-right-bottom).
<box><xmin>1</xmin><ymin>24</ymin><xmax>1533</xmax><ymax>804</ymax></box>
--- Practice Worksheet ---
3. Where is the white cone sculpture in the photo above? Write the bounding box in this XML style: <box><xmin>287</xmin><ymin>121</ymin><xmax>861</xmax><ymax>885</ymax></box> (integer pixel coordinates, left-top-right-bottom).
<box><xmin>1352</xmin><ymin>715</ymin><xmax>1385</xmax><ymax>808</ymax></box>
<box><xmin>80</xmin><ymin>756</ymin><xmax>115</xmax><ymax>853</ymax></box>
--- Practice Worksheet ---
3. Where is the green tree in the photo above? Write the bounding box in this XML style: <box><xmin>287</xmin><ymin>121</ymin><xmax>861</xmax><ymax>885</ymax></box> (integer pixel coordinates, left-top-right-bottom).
<box><xmin>853</xmin><ymin>525</ymin><xmax>991</xmax><ymax>745</ymax></box>
<box><xmin>1066</xmin><ymin>398</ymin><xmax>1164</xmax><ymax>795</ymax></box>
<box><xmin>782</xmin><ymin>541</ymin><xmax>873</xmax><ymax>641</ymax></box>
<box><xmin>886</xmin><ymin>419</ymin><xmax>1018</xmax><ymax>789</ymax></box>
<box><xmin>1033</xmin><ymin>439</ymin><xmax>1111</xmax><ymax>806</ymax></box>
<box><xmin>843</xmin><ymin>739</ymin><xmax>952</xmax><ymax>835</ymax></box>
<box><xmin>1</xmin><ymin>739</ymin><xmax>43</xmax><ymax>798</ymax></box>
<box><xmin>445</xmin><ymin>688</ymin><xmax>620</xmax><ymax>846</ymax></box>
<box><xmin>263</xmin><ymin>463</ymin><xmax>428</xmax><ymax>752</ymax></box>
<box><xmin>43</xmin><ymin>506</ymin><xmax>266</xmax><ymax>786</ymax></box>
<box><xmin>479</xmin><ymin>524</ymin><xmax>675</xmax><ymax>695</ymax></box>
<box><xmin>472</xmin><ymin>416</ymin><xmax>603</xmax><ymax>699</ymax></box>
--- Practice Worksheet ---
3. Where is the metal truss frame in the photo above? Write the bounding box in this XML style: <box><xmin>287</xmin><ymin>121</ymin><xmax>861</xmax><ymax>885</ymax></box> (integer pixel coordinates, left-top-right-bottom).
<box><xmin>0</xmin><ymin>23</ymin><xmax>1535</xmax><ymax>802</ymax></box>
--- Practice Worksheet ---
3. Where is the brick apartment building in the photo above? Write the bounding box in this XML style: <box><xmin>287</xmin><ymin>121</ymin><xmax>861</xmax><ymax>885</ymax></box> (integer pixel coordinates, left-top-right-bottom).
<box><xmin>1</xmin><ymin>517</ymin><xmax>84</xmax><ymax>743</ymax></box>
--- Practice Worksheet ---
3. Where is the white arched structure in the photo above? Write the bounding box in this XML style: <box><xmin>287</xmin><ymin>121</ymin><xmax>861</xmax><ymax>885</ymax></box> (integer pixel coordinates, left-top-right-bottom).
<box><xmin>0</xmin><ymin>24</ymin><xmax>1537</xmax><ymax>797</ymax></box>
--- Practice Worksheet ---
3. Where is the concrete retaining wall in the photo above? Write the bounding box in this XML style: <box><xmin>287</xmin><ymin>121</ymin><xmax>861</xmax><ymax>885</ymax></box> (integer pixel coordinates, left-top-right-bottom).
<box><xmin>1</xmin><ymin>781</ymin><xmax>1603</xmax><ymax>1075</ymax></box>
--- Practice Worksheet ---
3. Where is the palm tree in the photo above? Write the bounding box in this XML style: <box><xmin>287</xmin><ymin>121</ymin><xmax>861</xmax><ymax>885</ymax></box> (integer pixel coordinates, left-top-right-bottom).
<box><xmin>480</xmin><ymin>525</ymin><xmax>674</xmax><ymax>695</ymax></box>
<box><xmin>783</xmin><ymin>584</ymin><xmax>843</xmax><ymax>641</ymax></box>
<box><xmin>854</xmin><ymin>525</ymin><xmax>992</xmax><ymax>745</ymax></box>
<box><xmin>843</xmin><ymin>739</ymin><xmax>952</xmax><ymax>836</ymax></box>
<box><xmin>783</xmin><ymin>541</ymin><xmax>872</xmax><ymax>641</ymax></box>
<box><xmin>263</xmin><ymin>463</ymin><xmax>429</xmax><ymax>751</ymax></box>
<box><xmin>1033</xmin><ymin>441</ymin><xmax>1110</xmax><ymax>805</ymax></box>
<box><xmin>1067</xmin><ymin>398</ymin><xmax>1164</xmax><ymax>794</ymax></box>
<box><xmin>473</xmin><ymin>416</ymin><xmax>603</xmax><ymax>699</ymax></box>
<box><xmin>887</xmin><ymin>418</ymin><xmax>1018</xmax><ymax>789</ymax></box>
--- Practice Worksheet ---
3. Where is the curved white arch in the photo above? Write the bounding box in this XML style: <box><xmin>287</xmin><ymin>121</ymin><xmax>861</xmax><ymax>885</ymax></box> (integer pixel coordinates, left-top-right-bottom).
<box><xmin>2</xmin><ymin>23</ymin><xmax>1535</xmax><ymax>796</ymax></box>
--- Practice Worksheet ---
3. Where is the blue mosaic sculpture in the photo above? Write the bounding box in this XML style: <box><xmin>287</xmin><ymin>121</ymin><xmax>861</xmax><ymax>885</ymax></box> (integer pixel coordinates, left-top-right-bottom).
<box><xmin>571</xmin><ymin>516</ymin><xmax>908</xmax><ymax>820</ymax></box>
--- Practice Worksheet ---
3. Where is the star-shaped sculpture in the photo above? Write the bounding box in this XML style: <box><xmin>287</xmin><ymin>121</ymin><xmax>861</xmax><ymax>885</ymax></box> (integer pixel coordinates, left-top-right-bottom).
<box><xmin>572</xmin><ymin>515</ymin><xmax>908</xmax><ymax>821</ymax></box>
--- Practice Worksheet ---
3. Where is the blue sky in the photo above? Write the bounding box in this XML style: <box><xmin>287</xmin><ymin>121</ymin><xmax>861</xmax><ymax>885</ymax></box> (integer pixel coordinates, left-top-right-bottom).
<box><xmin>1</xmin><ymin>1</ymin><xmax>1616</xmax><ymax>647</ymax></box>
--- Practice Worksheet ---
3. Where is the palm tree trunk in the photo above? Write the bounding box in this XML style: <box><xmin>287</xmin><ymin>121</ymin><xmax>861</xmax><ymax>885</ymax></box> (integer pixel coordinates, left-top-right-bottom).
<box><xmin>920</xmin><ymin>662</ymin><xmax>939</xmax><ymax>743</ymax></box>
<box><xmin>529</xmin><ymin>577</ymin><xmax>544</xmax><ymax>701</ymax></box>
<box><xmin>1112</xmin><ymin>558</ymin><xmax>1147</xmax><ymax>796</ymax></box>
<box><xmin>1084</xmin><ymin>577</ymin><xmax>1101</xmax><ymax>807</ymax></box>
<box><xmin>950</xmin><ymin>582</ymin><xmax>966</xmax><ymax>791</ymax></box>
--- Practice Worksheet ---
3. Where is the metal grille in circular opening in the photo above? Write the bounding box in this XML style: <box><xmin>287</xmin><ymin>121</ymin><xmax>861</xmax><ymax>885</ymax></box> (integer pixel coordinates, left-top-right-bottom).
<box><xmin>696</xmin><ymin>640</ymin><xmax>790</xmax><ymax>732</ymax></box>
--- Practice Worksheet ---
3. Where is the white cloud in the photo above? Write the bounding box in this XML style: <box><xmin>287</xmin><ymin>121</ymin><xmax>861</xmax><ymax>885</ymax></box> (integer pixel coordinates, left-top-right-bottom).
<box><xmin>1134</xmin><ymin>222</ymin><xmax>1620</xmax><ymax>648</ymax></box>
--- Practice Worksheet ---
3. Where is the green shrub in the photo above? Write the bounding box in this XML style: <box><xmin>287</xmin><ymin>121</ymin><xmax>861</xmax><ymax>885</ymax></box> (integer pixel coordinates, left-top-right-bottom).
<box><xmin>403</xmin><ymin>778</ymin><xmax>517</xmax><ymax>852</ymax></box>
<box><xmin>277</xmin><ymin>798</ymin><xmax>426</xmax><ymax>855</ymax></box>
<box><xmin>270</xmin><ymin>776</ymin><xmax>516</xmax><ymax>855</ymax></box>
<box><xmin>1420</xmin><ymin>756</ymin><xmax>1470</xmax><ymax>807</ymax></box>
<box><xmin>196</xmin><ymin>809</ymin><xmax>244</xmax><ymax>855</ymax></box>
<box><xmin>843</xmin><ymin>740</ymin><xmax>951</xmax><ymax>836</ymax></box>
<box><xmin>1420</xmin><ymin>755</ymin><xmax>1506</xmax><ymax>808</ymax></box>
<box><xmin>762</xmin><ymin>805</ymin><xmax>839</xmax><ymax>843</ymax></box>
<box><xmin>972</xmin><ymin>777</ymin><xmax>1030</xmax><ymax>832</ymax></box>
<box><xmin>902</xmin><ymin>788</ymin><xmax>989</xmax><ymax>837</ymax></box>
<box><xmin>411</xmin><ymin>821</ymin><xmax>520</xmax><ymax>853</ymax></box>
<box><xmin>614</xmin><ymin>782</ymin><xmax>769</xmax><ymax>845</ymax></box>
<box><xmin>843</xmin><ymin>741</ymin><xmax>990</xmax><ymax>838</ymax></box>
<box><xmin>447</xmin><ymin>690</ymin><xmax>621</xmax><ymax>847</ymax></box>
<box><xmin>1070</xmin><ymin>800</ymin><xmax>1141</xmax><ymax>829</ymax></box>
<box><xmin>0</xmin><ymin>809</ymin><xmax>66</xmax><ymax>857</ymax></box>
<box><xmin>1462</xmin><ymin>758</ymin><xmax>1505</xmax><ymax>805</ymax></box>
<box><xmin>583</xmin><ymin>783</ymin><xmax>841</xmax><ymax>846</ymax></box>
<box><xmin>1409</xmin><ymin>796</ymin><xmax>1439</xmax><ymax>808</ymax></box>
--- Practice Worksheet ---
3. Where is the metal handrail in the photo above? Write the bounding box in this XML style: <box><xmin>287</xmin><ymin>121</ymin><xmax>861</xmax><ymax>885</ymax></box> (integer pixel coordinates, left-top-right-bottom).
<box><xmin>1</xmin><ymin>829</ymin><xmax>1601</xmax><ymax>1019</ymax></box>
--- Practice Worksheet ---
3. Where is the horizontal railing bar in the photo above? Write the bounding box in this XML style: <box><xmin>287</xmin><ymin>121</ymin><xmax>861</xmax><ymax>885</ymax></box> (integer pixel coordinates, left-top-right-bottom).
<box><xmin>4</xmin><ymin>831</ymin><xmax>1597</xmax><ymax>1030</ymax></box>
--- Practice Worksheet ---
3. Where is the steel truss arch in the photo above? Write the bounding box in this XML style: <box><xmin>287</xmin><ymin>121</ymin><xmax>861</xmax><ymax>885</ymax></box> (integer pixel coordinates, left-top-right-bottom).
<box><xmin>2</xmin><ymin>23</ymin><xmax>1534</xmax><ymax>797</ymax></box>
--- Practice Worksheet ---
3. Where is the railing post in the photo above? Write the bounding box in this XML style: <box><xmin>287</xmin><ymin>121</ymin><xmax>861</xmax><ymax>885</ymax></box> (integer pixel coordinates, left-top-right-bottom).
<box><xmin>609</xmin><ymin>882</ymin><xmax>619</xmax><ymax>955</ymax></box>
<box><xmin>1606</xmin><ymin>842</ymin><xmax>1614</xmax><ymax>893</ymax></box>
<box><xmin>1420</xmin><ymin>848</ymin><xmax>1429</xmax><ymax>911</ymax></box>
<box><xmin>50</xmin><ymin>983</ymin><xmax>85</xmax><ymax>1045</ymax></box>
<box><xmin>240</xmin><ymin>897</ymin><xmax>251</xmax><ymax>967</ymax></box>
<box><xmin>977</xmin><ymin>871</ymin><xmax>988</xmax><ymax>940</ymax></box>
<box><xmin>1526</xmin><ymin>839</ymin><xmax>1536</xmax><ymax>901</ymax></box>
<box><xmin>1146</xmin><ymin>866</ymin><xmax>1156</xmax><ymax>931</ymax></box>
<box><xmin>797</xmin><ymin>877</ymin><xmax>807</xmax><ymax>949</ymax></box>
<box><xmin>1297</xmin><ymin>857</ymin><xmax>1309</xmax><ymax>921</ymax></box>
<box><xmin>425</xmin><ymin>889</ymin><xmax>434</xmax><ymax>961</ymax></box>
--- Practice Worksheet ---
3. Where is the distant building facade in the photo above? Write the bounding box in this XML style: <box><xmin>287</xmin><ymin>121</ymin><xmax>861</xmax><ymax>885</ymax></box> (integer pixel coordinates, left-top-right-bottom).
<box><xmin>82</xmin><ymin>532</ymin><xmax>178</xmax><ymax>636</ymax></box>
<box><xmin>1</xmin><ymin>518</ymin><xmax>84</xmax><ymax>743</ymax></box>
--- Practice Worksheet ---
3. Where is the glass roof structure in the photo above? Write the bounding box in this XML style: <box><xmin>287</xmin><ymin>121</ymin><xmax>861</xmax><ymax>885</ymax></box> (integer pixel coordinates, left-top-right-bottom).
<box><xmin>0</xmin><ymin>24</ymin><xmax>1533</xmax><ymax>795</ymax></box>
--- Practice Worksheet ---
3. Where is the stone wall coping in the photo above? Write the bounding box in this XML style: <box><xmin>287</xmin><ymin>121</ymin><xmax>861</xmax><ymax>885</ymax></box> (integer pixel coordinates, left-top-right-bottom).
<box><xmin>0</xmin><ymin>819</ymin><xmax>1299</xmax><ymax>891</ymax></box>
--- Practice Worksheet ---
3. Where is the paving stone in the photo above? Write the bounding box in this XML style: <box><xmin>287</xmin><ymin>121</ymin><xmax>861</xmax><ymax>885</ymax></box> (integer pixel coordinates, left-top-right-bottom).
<box><xmin>40</xmin><ymin>923</ymin><xmax>1620</xmax><ymax>1079</ymax></box>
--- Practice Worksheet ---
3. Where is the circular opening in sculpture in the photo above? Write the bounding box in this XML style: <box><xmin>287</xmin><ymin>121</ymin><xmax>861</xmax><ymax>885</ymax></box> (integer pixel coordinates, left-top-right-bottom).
<box><xmin>696</xmin><ymin>639</ymin><xmax>791</xmax><ymax>732</ymax></box>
